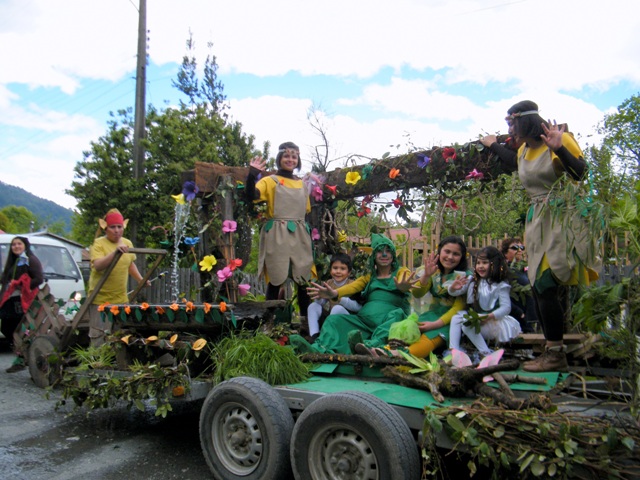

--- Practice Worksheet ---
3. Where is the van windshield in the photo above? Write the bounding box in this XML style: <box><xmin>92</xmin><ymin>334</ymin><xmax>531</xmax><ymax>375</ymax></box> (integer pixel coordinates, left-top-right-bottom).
<box><xmin>28</xmin><ymin>245</ymin><xmax>81</xmax><ymax>280</ymax></box>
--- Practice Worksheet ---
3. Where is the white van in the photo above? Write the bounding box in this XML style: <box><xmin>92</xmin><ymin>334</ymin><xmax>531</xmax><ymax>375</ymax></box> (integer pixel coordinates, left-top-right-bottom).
<box><xmin>0</xmin><ymin>233</ymin><xmax>85</xmax><ymax>304</ymax></box>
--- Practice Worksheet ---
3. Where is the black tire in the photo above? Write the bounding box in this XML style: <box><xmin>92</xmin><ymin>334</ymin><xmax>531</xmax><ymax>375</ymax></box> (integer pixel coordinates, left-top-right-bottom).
<box><xmin>27</xmin><ymin>335</ymin><xmax>61</xmax><ymax>389</ymax></box>
<box><xmin>291</xmin><ymin>390</ymin><xmax>421</xmax><ymax>480</ymax></box>
<box><xmin>199</xmin><ymin>376</ymin><xmax>294</xmax><ymax>480</ymax></box>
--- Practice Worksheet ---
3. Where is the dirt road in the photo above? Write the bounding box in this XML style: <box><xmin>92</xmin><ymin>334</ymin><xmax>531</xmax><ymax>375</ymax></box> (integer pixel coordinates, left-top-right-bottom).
<box><xmin>0</xmin><ymin>348</ymin><xmax>213</xmax><ymax>480</ymax></box>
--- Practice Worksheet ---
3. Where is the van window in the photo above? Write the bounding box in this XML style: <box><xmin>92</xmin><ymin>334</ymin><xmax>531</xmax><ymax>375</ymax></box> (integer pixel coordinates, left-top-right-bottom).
<box><xmin>0</xmin><ymin>244</ymin><xmax>81</xmax><ymax>281</ymax></box>
<box><xmin>30</xmin><ymin>245</ymin><xmax>82</xmax><ymax>280</ymax></box>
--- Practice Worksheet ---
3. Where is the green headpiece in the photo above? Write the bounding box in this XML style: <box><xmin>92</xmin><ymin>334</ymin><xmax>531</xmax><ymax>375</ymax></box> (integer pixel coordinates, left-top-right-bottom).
<box><xmin>371</xmin><ymin>233</ymin><xmax>396</xmax><ymax>254</ymax></box>
<box><xmin>368</xmin><ymin>233</ymin><xmax>398</xmax><ymax>273</ymax></box>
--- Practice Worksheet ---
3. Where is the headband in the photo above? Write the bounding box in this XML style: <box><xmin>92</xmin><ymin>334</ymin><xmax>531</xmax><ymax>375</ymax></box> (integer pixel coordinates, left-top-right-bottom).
<box><xmin>98</xmin><ymin>211</ymin><xmax>129</xmax><ymax>230</ymax></box>
<box><xmin>506</xmin><ymin>110</ymin><xmax>539</xmax><ymax>120</ymax></box>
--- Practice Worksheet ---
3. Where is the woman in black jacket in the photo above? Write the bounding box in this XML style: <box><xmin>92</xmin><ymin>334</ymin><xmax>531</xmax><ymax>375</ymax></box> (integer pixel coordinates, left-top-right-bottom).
<box><xmin>0</xmin><ymin>236</ymin><xmax>43</xmax><ymax>373</ymax></box>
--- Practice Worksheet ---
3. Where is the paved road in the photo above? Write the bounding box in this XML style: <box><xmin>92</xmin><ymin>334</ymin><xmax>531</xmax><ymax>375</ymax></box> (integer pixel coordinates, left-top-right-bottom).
<box><xmin>0</xmin><ymin>347</ymin><xmax>214</xmax><ymax>480</ymax></box>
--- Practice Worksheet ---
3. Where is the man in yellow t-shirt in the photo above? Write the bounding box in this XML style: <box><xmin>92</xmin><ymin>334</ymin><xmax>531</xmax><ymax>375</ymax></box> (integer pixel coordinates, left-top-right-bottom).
<box><xmin>87</xmin><ymin>209</ymin><xmax>148</xmax><ymax>345</ymax></box>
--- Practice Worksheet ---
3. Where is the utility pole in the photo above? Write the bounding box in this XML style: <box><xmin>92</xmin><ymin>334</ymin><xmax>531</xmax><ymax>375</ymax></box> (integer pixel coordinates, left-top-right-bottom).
<box><xmin>131</xmin><ymin>0</ymin><xmax>147</xmax><ymax>249</ymax></box>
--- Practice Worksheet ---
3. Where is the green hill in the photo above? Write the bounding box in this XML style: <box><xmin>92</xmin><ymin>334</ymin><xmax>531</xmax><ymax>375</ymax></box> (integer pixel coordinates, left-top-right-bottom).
<box><xmin>0</xmin><ymin>181</ymin><xmax>73</xmax><ymax>233</ymax></box>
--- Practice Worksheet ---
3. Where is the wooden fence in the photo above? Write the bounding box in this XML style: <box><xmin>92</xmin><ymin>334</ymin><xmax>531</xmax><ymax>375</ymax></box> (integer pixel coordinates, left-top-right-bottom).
<box><xmin>132</xmin><ymin>232</ymin><xmax>634</xmax><ymax>304</ymax></box>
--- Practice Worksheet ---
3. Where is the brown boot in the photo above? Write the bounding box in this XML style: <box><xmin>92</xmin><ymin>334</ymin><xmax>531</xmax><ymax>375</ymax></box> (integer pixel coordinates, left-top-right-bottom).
<box><xmin>522</xmin><ymin>347</ymin><xmax>568</xmax><ymax>372</ymax></box>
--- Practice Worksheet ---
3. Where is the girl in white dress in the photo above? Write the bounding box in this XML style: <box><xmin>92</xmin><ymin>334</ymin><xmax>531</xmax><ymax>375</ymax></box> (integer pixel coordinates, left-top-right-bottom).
<box><xmin>448</xmin><ymin>246</ymin><xmax>521</xmax><ymax>357</ymax></box>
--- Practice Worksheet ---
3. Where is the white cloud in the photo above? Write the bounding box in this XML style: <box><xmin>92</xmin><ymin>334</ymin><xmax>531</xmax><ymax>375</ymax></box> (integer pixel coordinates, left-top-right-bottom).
<box><xmin>1</xmin><ymin>0</ymin><xmax>638</xmax><ymax>215</ymax></box>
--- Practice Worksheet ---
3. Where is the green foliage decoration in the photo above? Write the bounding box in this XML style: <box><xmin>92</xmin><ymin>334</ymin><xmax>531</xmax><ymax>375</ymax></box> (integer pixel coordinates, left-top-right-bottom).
<box><xmin>422</xmin><ymin>403</ymin><xmax>640</xmax><ymax>479</ymax></box>
<box><xmin>210</xmin><ymin>332</ymin><xmax>311</xmax><ymax>385</ymax></box>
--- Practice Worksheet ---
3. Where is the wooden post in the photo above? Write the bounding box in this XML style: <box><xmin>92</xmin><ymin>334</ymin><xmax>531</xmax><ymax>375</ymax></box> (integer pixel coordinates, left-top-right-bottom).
<box><xmin>221</xmin><ymin>175</ymin><xmax>238</xmax><ymax>303</ymax></box>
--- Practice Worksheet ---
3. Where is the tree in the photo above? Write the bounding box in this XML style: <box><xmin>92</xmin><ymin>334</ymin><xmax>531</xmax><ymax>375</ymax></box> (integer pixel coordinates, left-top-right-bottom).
<box><xmin>0</xmin><ymin>210</ymin><xmax>15</xmax><ymax>232</ymax></box>
<box><xmin>0</xmin><ymin>206</ymin><xmax>39</xmax><ymax>233</ymax></box>
<box><xmin>598</xmin><ymin>93</ymin><xmax>640</xmax><ymax>178</ymax></box>
<box><xmin>67</xmin><ymin>42</ymin><xmax>256</xmax><ymax>249</ymax></box>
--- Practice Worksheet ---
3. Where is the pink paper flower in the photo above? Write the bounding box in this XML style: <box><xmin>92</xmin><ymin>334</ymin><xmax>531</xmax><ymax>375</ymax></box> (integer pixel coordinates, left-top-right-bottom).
<box><xmin>465</xmin><ymin>169</ymin><xmax>484</xmax><ymax>180</ymax></box>
<box><xmin>311</xmin><ymin>185</ymin><xmax>323</xmax><ymax>202</ymax></box>
<box><xmin>216</xmin><ymin>266</ymin><xmax>233</xmax><ymax>282</ymax></box>
<box><xmin>222</xmin><ymin>220</ymin><xmax>237</xmax><ymax>233</ymax></box>
<box><xmin>311</xmin><ymin>228</ymin><xmax>320</xmax><ymax>241</ymax></box>
<box><xmin>238</xmin><ymin>284</ymin><xmax>251</xmax><ymax>296</ymax></box>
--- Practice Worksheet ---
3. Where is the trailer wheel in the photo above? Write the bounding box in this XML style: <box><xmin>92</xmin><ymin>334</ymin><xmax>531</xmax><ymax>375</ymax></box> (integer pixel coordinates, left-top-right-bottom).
<box><xmin>199</xmin><ymin>377</ymin><xmax>294</xmax><ymax>480</ymax></box>
<box><xmin>291</xmin><ymin>391</ymin><xmax>421</xmax><ymax>480</ymax></box>
<box><xmin>28</xmin><ymin>335</ymin><xmax>61</xmax><ymax>389</ymax></box>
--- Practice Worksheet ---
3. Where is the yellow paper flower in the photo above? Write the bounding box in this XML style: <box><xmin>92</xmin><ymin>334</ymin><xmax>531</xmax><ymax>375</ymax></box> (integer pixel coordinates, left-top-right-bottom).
<box><xmin>345</xmin><ymin>171</ymin><xmax>361</xmax><ymax>185</ymax></box>
<box><xmin>192</xmin><ymin>338</ymin><xmax>207</xmax><ymax>351</ymax></box>
<box><xmin>199</xmin><ymin>255</ymin><xmax>217</xmax><ymax>272</ymax></box>
<box><xmin>171</xmin><ymin>193</ymin><xmax>186</xmax><ymax>204</ymax></box>
<box><xmin>337</xmin><ymin>230</ymin><xmax>348</xmax><ymax>243</ymax></box>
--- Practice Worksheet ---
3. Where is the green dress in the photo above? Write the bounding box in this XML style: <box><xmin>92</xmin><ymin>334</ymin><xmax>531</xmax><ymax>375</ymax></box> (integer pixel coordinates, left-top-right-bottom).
<box><xmin>311</xmin><ymin>270</ymin><xmax>411</xmax><ymax>354</ymax></box>
<box><xmin>414</xmin><ymin>270</ymin><xmax>470</xmax><ymax>343</ymax></box>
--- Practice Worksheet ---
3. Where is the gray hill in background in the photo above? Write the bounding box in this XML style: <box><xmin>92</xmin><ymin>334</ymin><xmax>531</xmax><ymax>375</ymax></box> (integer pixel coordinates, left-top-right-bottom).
<box><xmin>0</xmin><ymin>181</ymin><xmax>73</xmax><ymax>233</ymax></box>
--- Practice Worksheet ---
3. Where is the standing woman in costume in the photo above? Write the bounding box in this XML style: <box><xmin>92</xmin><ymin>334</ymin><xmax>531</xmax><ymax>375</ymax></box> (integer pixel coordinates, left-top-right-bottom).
<box><xmin>500</xmin><ymin>100</ymin><xmax>600</xmax><ymax>372</ymax></box>
<box><xmin>245</xmin><ymin>142</ymin><xmax>314</xmax><ymax>315</ymax></box>
<box><xmin>87</xmin><ymin>209</ymin><xmax>149</xmax><ymax>346</ymax></box>
<box><xmin>0</xmin><ymin>236</ymin><xmax>43</xmax><ymax>373</ymax></box>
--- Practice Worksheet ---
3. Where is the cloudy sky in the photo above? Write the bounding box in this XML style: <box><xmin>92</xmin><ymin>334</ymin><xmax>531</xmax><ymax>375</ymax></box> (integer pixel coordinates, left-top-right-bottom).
<box><xmin>1</xmin><ymin>0</ymin><xmax>639</xmax><ymax>210</ymax></box>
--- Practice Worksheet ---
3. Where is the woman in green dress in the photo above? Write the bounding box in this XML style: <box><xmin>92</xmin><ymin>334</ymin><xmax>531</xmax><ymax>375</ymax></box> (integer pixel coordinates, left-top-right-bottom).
<box><xmin>293</xmin><ymin>233</ymin><xmax>417</xmax><ymax>355</ymax></box>
<box><xmin>359</xmin><ymin>235</ymin><xmax>471</xmax><ymax>358</ymax></box>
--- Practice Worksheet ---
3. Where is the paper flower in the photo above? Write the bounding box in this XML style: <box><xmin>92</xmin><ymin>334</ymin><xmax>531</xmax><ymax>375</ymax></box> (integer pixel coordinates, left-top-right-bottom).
<box><xmin>416</xmin><ymin>153</ymin><xmax>431</xmax><ymax>168</ymax></box>
<box><xmin>442</xmin><ymin>147</ymin><xmax>457</xmax><ymax>163</ymax></box>
<box><xmin>222</xmin><ymin>220</ymin><xmax>237</xmax><ymax>233</ymax></box>
<box><xmin>124</xmin><ymin>306</ymin><xmax>131</xmax><ymax>315</ymax></box>
<box><xmin>325</xmin><ymin>184</ymin><xmax>337</xmax><ymax>196</ymax></box>
<box><xmin>182</xmin><ymin>181</ymin><xmax>199</xmax><ymax>202</ymax></box>
<box><xmin>361</xmin><ymin>164</ymin><xmax>373</xmax><ymax>180</ymax></box>
<box><xmin>357</xmin><ymin>204</ymin><xmax>371</xmax><ymax>217</ymax></box>
<box><xmin>393</xmin><ymin>197</ymin><xmax>404</xmax><ymax>208</ymax></box>
<box><xmin>219</xmin><ymin>302</ymin><xmax>227</xmax><ymax>313</ymax></box>
<box><xmin>97</xmin><ymin>302</ymin><xmax>109</xmax><ymax>312</ymax></box>
<box><xmin>311</xmin><ymin>228</ymin><xmax>320</xmax><ymax>241</ymax></box>
<box><xmin>199</xmin><ymin>255</ymin><xmax>217</xmax><ymax>272</ymax></box>
<box><xmin>217</xmin><ymin>266</ymin><xmax>233</xmax><ymax>282</ymax></box>
<box><xmin>238</xmin><ymin>284</ymin><xmax>251</xmax><ymax>296</ymax></box>
<box><xmin>156</xmin><ymin>306</ymin><xmax>165</xmax><ymax>315</ymax></box>
<box><xmin>110</xmin><ymin>305</ymin><xmax>120</xmax><ymax>315</ymax></box>
<box><xmin>228</xmin><ymin>258</ymin><xmax>243</xmax><ymax>271</ymax></box>
<box><xmin>465</xmin><ymin>169</ymin><xmax>484</xmax><ymax>180</ymax></box>
<box><xmin>345</xmin><ymin>171</ymin><xmax>361</xmax><ymax>185</ymax></box>
<box><xmin>184</xmin><ymin>299</ymin><xmax>195</xmax><ymax>312</ymax></box>
<box><xmin>171</xmin><ymin>193</ymin><xmax>186</xmax><ymax>204</ymax></box>
<box><xmin>140</xmin><ymin>302</ymin><xmax>149</xmax><ymax>311</ymax></box>
<box><xmin>389</xmin><ymin>168</ymin><xmax>400</xmax><ymax>179</ymax></box>
<box><xmin>203</xmin><ymin>302</ymin><xmax>212</xmax><ymax>314</ymax></box>
<box><xmin>311</xmin><ymin>185</ymin><xmax>323</xmax><ymax>202</ymax></box>
<box><xmin>183</xmin><ymin>236</ymin><xmax>199</xmax><ymax>246</ymax></box>
<box><xmin>444</xmin><ymin>199</ymin><xmax>459</xmax><ymax>210</ymax></box>
<box><xmin>337</xmin><ymin>230</ymin><xmax>348</xmax><ymax>243</ymax></box>
<box><xmin>169</xmin><ymin>303</ymin><xmax>180</xmax><ymax>311</ymax></box>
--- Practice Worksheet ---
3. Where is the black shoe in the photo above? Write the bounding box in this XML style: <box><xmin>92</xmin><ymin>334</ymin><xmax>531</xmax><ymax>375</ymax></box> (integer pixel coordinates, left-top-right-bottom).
<box><xmin>6</xmin><ymin>364</ymin><xmax>26</xmax><ymax>373</ymax></box>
